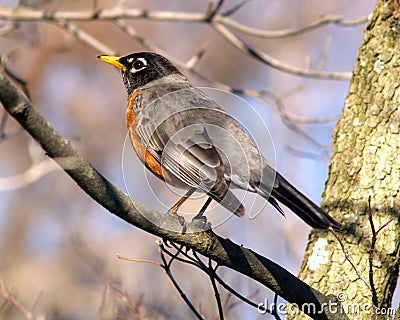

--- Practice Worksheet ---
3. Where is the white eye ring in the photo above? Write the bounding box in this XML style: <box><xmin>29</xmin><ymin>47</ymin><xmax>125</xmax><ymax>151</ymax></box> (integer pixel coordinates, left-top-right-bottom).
<box><xmin>130</xmin><ymin>57</ymin><xmax>148</xmax><ymax>73</ymax></box>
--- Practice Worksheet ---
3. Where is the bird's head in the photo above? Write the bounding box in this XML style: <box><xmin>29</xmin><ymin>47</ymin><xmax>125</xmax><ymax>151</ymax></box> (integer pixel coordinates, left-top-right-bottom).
<box><xmin>98</xmin><ymin>52</ymin><xmax>181</xmax><ymax>96</ymax></box>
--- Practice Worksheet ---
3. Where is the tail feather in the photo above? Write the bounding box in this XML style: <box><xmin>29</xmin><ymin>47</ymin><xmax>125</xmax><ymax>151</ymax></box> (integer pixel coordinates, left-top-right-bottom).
<box><xmin>209</xmin><ymin>179</ymin><xmax>245</xmax><ymax>217</ymax></box>
<box><xmin>267</xmin><ymin>197</ymin><xmax>285</xmax><ymax>217</ymax></box>
<box><xmin>262</xmin><ymin>172</ymin><xmax>342</xmax><ymax>230</ymax></box>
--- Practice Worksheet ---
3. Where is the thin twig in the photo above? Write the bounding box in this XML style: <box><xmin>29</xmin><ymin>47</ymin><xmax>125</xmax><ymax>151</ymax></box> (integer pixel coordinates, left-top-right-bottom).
<box><xmin>209</xmin><ymin>258</ymin><xmax>224</xmax><ymax>320</ymax></box>
<box><xmin>115</xmin><ymin>19</ymin><xmax>161</xmax><ymax>53</ymax></box>
<box><xmin>271</xmin><ymin>293</ymin><xmax>282</xmax><ymax>320</ymax></box>
<box><xmin>29</xmin><ymin>289</ymin><xmax>42</xmax><ymax>314</ymax></box>
<box><xmin>3</xmin><ymin>65</ymin><xmax>30</xmax><ymax>99</ymax></box>
<box><xmin>161</xmin><ymin>242</ymin><xmax>275</xmax><ymax>315</ymax></box>
<box><xmin>191</xmin><ymin>72</ymin><xmax>340</xmax><ymax>125</ymax></box>
<box><xmin>191</xmin><ymin>249</ymin><xmax>208</xmax><ymax>268</ymax></box>
<box><xmin>106</xmin><ymin>283</ymin><xmax>143</xmax><ymax>316</ymax></box>
<box><xmin>54</xmin><ymin>19</ymin><xmax>115</xmax><ymax>54</ymax></box>
<box><xmin>216</xmin><ymin>14</ymin><xmax>368</xmax><ymax>39</ymax></box>
<box><xmin>157</xmin><ymin>243</ymin><xmax>205</xmax><ymax>320</ymax></box>
<box><xmin>222</xmin><ymin>0</ymin><xmax>252</xmax><ymax>17</ymax></box>
<box><xmin>256</xmin><ymin>93</ymin><xmax>332</xmax><ymax>158</ymax></box>
<box><xmin>185</xmin><ymin>43</ymin><xmax>209</xmax><ymax>70</ymax></box>
<box><xmin>367</xmin><ymin>197</ymin><xmax>379</xmax><ymax>307</ymax></box>
<box><xmin>224</xmin><ymin>288</ymin><xmax>259</xmax><ymax>313</ymax></box>
<box><xmin>282</xmin><ymin>36</ymin><xmax>332</xmax><ymax>98</ymax></box>
<box><xmin>0</xmin><ymin>158</ymin><xmax>62</xmax><ymax>191</ymax></box>
<box><xmin>167</xmin><ymin>243</ymin><xmax>184</xmax><ymax>269</ymax></box>
<box><xmin>116</xmin><ymin>254</ymin><xmax>161</xmax><ymax>267</ymax></box>
<box><xmin>212</xmin><ymin>22</ymin><xmax>351</xmax><ymax>80</ymax></box>
<box><xmin>285</xmin><ymin>146</ymin><xmax>327</xmax><ymax>161</ymax></box>
<box><xmin>206</xmin><ymin>0</ymin><xmax>224</xmax><ymax>21</ymax></box>
<box><xmin>0</xmin><ymin>280</ymin><xmax>33</xmax><ymax>320</ymax></box>
<box><xmin>161</xmin><ymin>246</ymin><xmax>203</xmax><ymax>268</ymax></box>
<box><xmin>330</xmin><ymin>228</ymin><xmax>372</xmax><ymax>290</ymax></box>
<box><xmin>367</xmin><ymin>197</ymin><xmax>394</xmax><ymax>308</ymax></box>
<box><xmin>376</xmin><ymin>218</ymin><xmax>394</xmax><ymax>235</ymax></box>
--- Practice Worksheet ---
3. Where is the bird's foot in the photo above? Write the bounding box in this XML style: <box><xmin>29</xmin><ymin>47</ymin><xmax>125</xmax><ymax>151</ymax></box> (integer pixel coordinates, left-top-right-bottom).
<box><xmin>166</xmin><ymin>209</ymin><xmax>186</xmax><ymax>234</ymax></box>
<box><xmin>191</xmin><ymin>211</ymin><xmax>208</xmax><ymax>224</ymax></box>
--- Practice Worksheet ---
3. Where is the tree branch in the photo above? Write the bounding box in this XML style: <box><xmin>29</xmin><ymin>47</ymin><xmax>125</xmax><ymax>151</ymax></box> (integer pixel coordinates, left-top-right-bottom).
<box><xmin>212</xmin><ymin>23</ymin><xmax>351</xmax><ymax>80</ymax></box>
<box><xmin>0</xmin><ymin>4</ymin><xmax>367</xmax><ymax>30</ymax></box>
<box><xmin>217</xmin><ymin>14</ymin><xmax>368</xmax><ymax>38</ymax></box>
<box><xmin>0</xmin><ymin>72</ymin><xmax>348</xmax><ymax>320</ymax></box>
<box><xmin>0</xmin><ymin>4</ymin><xmax>355</xmax><ymax>80</ymax></box>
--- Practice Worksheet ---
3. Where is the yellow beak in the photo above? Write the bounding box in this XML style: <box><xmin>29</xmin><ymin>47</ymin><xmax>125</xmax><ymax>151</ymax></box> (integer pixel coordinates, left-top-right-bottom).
<box><xmin>98</xmin><ymin>55</ymin><xmax>127</xmax><ymax>72</ymax></box>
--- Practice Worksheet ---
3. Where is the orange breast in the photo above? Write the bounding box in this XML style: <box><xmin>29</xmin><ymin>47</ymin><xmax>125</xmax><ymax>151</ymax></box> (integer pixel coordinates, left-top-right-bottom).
<box><xmin>126</xmin><ymin>90</ymin><xmax>165</xmax><ymax>181</ymax></box>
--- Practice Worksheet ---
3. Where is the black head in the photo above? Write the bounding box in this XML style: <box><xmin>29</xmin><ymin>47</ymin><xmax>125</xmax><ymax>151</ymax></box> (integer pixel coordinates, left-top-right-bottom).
<box><xmin>98</xmin><ymin>52</ymin><xmax>182</xmax><ymax>96</ymax></box>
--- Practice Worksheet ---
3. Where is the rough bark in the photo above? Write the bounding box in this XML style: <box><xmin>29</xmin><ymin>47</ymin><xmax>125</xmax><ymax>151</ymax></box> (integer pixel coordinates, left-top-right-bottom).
<box><xmin>292</xmin><ymin>1</ymin><xmax>400</xmax><ymax>319</ymax></box>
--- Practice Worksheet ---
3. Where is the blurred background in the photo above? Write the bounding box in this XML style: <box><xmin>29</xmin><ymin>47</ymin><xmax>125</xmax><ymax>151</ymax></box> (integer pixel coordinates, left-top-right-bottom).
<box><xmin>1</xmin><ymin>0</ymin><xmax>392</xmax><ymax>319</ymax></box>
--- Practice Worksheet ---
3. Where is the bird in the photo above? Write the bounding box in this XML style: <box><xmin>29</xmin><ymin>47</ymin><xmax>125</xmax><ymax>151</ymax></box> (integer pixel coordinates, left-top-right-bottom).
<box><xmin>98</xmin><ymin>52</ymin><xmax>342</xmax><ymax>230</ymax></box>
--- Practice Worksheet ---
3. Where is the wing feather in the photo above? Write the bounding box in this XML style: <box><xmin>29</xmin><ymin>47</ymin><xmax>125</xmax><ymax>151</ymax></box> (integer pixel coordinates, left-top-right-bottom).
<box><xmin>135</xmin><ymin>111</ymin><xmax>244</xmax><ymax>216</ymax></box>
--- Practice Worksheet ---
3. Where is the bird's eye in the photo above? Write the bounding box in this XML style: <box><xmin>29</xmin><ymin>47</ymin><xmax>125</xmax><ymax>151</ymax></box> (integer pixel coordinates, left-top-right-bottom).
<box><xmin>133</xmin><ymin>60</ymin><xmax>144</xmax><ymax>69</ymax></box>
<box><xmin>131</xmin><ymin>58</ymin><xmax>147</xmax><ymax>73</ymax></box>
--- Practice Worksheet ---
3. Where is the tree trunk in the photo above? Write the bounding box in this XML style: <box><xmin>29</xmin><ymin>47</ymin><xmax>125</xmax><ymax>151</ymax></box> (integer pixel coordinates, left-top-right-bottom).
<box><xmin>290</xmin><ymin>0</ymin><xmax>400</xmax><ymax>319</ymax></box>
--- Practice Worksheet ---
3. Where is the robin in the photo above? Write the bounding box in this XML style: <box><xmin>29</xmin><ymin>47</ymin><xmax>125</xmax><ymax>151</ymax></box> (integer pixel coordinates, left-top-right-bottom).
<box><xmin>98</xmin><ymin>52</ymin><xmax>342</xmax><ymax>230</ymax></box>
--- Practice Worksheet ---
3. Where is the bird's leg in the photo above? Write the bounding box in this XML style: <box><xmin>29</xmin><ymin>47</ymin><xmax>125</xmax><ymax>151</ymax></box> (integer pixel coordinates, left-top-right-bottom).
<box><xmin>191</xmin><ymin>196</ymin><xmax>212</xmax><ymax>223</ymax></box>
<box><xmin>167</xmin><ymin>187</ymin><xmax>197</xmax><ymax>227</ymax></box>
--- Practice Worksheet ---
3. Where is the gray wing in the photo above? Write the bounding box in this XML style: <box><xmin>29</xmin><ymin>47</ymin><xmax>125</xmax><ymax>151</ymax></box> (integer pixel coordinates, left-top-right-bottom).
<box><xmin>135</xmin><ymin>89</ymin><xmax>245</xmax><ymax>216</ymax></box>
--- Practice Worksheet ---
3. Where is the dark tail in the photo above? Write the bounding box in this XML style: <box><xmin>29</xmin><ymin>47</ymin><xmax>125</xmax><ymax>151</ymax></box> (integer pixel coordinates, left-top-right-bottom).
<box><xmin>261</xmin><ymin>172</ymin><xmax>342</xmax><ymax>230</ymax></box>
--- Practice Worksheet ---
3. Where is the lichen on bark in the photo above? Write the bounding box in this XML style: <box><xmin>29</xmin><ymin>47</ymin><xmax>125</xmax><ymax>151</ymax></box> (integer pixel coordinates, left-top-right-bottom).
<box><xmin>290</xmin><ymin>1</ymin><xmax>400</xmax><ymax>319</ymax></box>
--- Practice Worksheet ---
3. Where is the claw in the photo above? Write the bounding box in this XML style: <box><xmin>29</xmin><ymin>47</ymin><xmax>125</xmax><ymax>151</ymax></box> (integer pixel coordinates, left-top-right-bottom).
<box><xmin>167</xmin><ymin>209</ymin><xmax>186</xmax><ymax>233</ymax></box>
